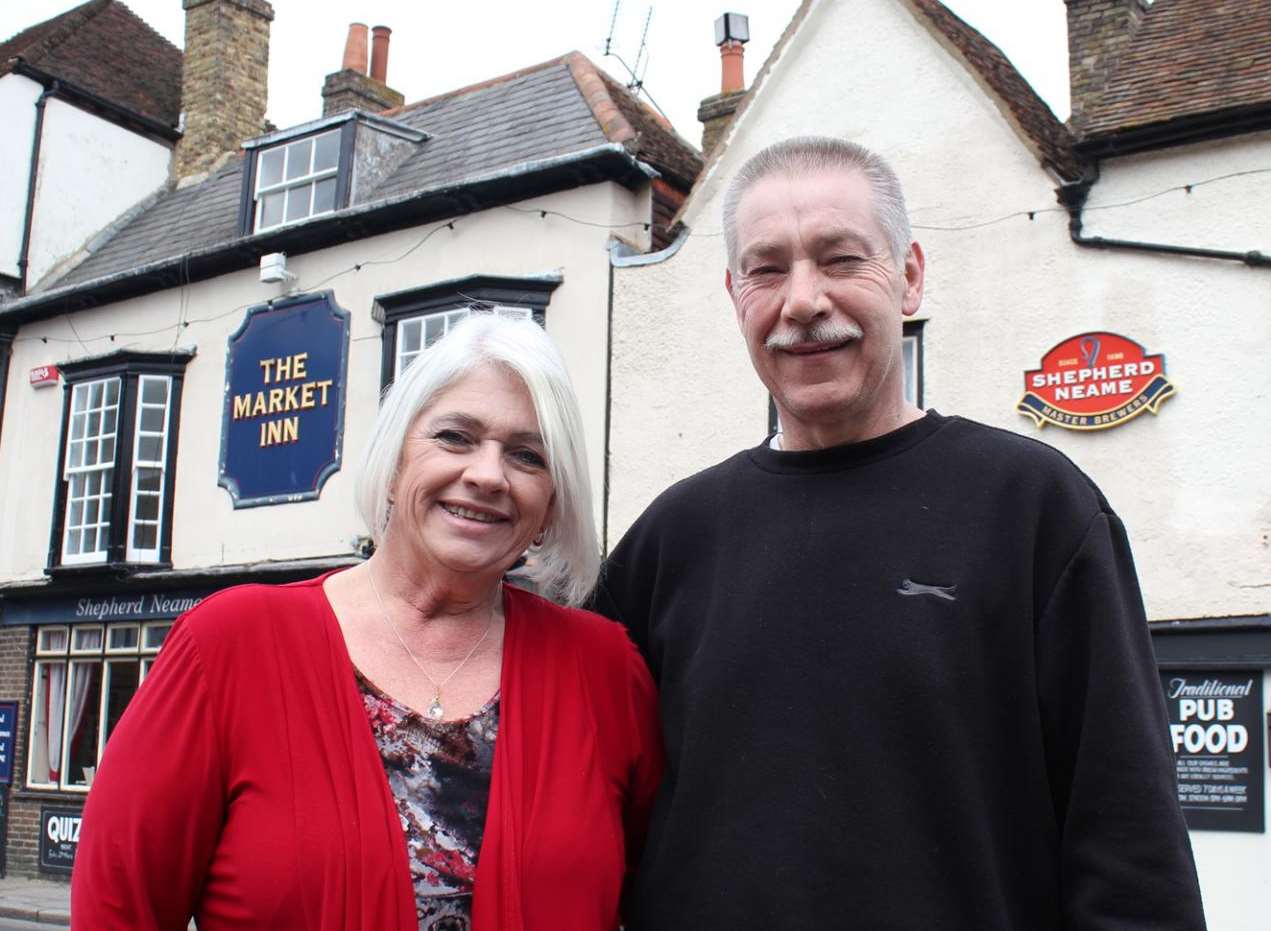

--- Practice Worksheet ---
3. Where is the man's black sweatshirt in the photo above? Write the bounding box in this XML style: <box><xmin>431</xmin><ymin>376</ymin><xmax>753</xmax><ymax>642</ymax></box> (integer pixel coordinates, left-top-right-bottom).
<box><xmin>593</xmin><ymin>412</ymin><xmax>1205</xmax><ymax>931</ymax></box>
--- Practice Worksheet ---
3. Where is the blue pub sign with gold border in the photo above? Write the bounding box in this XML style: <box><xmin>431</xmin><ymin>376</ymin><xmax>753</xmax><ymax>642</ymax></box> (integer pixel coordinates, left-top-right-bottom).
<box><xmin>219</xmin><ymin>292</ymin><xmax>350</xmax><ymax>508</ymax></box>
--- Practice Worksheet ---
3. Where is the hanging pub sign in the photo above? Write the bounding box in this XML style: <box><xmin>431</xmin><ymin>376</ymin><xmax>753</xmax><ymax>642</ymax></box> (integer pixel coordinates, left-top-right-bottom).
<box><xmin>1017</xmin><ymin>331</ymin><xmax>1175</xmax><ymax>431</ymax></box>
<box><xmin>1160</xmin><ymin>671</ymin><xmax>1265</xmax><ymax>832</ymax></box>
<box><xmin>219</xmin><ymin>292</ymin><xmax>349</xmax><ymax>508</ymax></box>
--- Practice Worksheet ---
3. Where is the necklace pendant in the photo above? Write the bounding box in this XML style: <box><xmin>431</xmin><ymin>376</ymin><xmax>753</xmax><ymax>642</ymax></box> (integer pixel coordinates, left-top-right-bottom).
<box><xmin>426</xmin><ymin>696</ymin><xmax>445</xmax><ymax>720</ymax></box>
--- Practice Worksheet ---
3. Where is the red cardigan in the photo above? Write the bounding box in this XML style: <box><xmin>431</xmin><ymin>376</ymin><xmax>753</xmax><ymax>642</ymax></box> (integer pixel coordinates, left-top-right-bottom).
<box><xmin>71</xmin><ymin>576</ymin><xmax>662</xmax><ymax>930</ymax></box>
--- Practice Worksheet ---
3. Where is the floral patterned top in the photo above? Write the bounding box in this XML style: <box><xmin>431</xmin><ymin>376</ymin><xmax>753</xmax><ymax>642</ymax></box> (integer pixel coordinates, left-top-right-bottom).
<box><xmin>356</xmin><ymin>670</ymin><xmax>499</xmax><ymax>931</ymax></box>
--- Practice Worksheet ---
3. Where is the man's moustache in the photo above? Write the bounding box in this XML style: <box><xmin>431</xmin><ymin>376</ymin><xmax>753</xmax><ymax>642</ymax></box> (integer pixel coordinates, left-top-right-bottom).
<box><xmin>765</xmin><ymin>321</ymin><xmax>864</xmax><ymax>351</ymax></box>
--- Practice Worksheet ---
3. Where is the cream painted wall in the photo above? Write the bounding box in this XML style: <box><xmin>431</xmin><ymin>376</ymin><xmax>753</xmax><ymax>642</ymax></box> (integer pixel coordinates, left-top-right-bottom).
<box><xmin>0</xmin><ymin>73</ymin><xmax>42</xmax><ymax>279</ymax></box>
<box><xmin>608</xmin><ymin>0</ymin><xmax>1271</xmax><ymax>626</ymax></box>
<box><xmin>26</xmin><ymin>98</ymin><xmax>171</xmax><ymax>290</ymax></box>
<box><xmin>608</xmin><ymin>0</ymin><xmax>1270</xmax><ymax>922</ymax></box>
<box><xmin>0</xmin><ymin>180</ymin><xmax>649</xmax><ymax>580</ymax></box>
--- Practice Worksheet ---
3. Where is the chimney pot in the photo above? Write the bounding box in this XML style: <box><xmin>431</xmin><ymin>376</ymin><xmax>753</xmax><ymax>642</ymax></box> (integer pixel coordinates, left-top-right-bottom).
<box><xmin>342</xmin><ymin>23</ymin><xmax>369</xmax><ymax>74</ymax></box>
<box><xmin>370</xmin><ymin>26</ymin><xmax>392</xmax><ymax>84</ymax></box>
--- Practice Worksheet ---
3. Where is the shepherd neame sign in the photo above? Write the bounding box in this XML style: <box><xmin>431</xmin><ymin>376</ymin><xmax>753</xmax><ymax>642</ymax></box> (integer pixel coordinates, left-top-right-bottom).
<box><xmin>1017</xmin><ymin>331</ymin><xmax>1175</xmax><ymax>431</ymax></box>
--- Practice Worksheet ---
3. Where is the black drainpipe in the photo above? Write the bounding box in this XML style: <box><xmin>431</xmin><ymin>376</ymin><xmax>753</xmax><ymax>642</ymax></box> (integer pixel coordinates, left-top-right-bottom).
<box><xmin>1057</xmin><ymin>166</ymin><xmax>1271</xmax><ymax>269</ymax></box>
<box><xmin>18</xmin><ymin>81</ymin><xmax>57</xmax><ymax>292</ymax></box>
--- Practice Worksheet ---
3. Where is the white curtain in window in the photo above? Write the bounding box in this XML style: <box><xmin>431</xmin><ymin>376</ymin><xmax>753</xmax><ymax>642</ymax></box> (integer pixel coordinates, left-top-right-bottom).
<box><xmin>45</xmin><ymin>664</ymin><xmax>66</xmax><ymax>783</ymax></box>
<box><xmin>65</xmin><ymin>664</ymin><xmax>93</xmax><ymax>780</ymax></box>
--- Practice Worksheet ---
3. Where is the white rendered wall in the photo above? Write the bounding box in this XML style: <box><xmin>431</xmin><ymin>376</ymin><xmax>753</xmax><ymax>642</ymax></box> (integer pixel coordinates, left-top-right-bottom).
<box><xmin>0</xmin><ymin>74</ymin><xmax>42</xmax><ymax>279</ymax></box>
<box><xmin>0</xmin><ymin>180</ymin><xmax>647</xmax><ymax>580</ymax></box>
<box><xmin>608</xmin><ymin>0</ymin><xmax>1271</xmax><ymax>626</ymax></box>
<box><xmin>25</xmin><ymin>97</ymin><xmax>171</xmax><ymax>290</ymax></box>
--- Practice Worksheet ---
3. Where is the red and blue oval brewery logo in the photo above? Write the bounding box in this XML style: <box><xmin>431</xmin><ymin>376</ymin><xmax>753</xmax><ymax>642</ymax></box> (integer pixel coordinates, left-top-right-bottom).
<box><xmin>1017</xmin><ymin>332</ymin><xmax>1176</xmax><ymax>431</ymax></box>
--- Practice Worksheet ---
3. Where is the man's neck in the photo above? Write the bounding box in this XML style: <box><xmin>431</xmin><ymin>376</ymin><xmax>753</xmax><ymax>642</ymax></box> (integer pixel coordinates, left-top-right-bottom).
<box><xmin>778</xmin><ymin>402</ymin><xmax>926</xmax><ymax>451</ymax></box>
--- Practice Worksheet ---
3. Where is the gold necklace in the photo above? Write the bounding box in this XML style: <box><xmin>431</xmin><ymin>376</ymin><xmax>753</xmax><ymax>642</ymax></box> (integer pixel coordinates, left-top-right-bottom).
<box><xmin>367</xmin><ymin>565</ymin><xmax>496</xmax><ymax>721</ymax></box>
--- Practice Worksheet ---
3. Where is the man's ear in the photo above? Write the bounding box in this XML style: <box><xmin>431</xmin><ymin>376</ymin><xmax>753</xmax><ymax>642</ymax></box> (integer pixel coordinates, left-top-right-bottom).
<box><xmin>901</xmin><ymin>241</ymin><xmax>926</xmax><ymax>317</ymax></box>
<box><xmin>725</xmin><ymin>268</ymin><xmax>744</xmax><ymax>326</ymax></box>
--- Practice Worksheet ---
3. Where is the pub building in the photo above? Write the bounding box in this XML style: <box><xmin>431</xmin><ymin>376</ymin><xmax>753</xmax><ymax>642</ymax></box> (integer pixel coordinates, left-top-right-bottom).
<box><xmin>0</xmin><ymin>1</ymin><xmax>701</xmax><ymax>878</ymax></box>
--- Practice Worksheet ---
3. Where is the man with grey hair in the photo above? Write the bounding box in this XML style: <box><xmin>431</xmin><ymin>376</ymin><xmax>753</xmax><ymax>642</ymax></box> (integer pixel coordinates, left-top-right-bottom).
<box><xmin>593</xmin><ymin>136</ymin><xmax>1206</xmax><ymax>930</ymax></box>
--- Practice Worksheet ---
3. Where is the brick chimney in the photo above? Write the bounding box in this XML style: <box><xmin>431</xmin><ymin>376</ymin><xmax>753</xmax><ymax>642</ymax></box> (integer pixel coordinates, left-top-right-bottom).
<box><xmin>1065</xmin><ymin>0</ymin><xmax>1148</xmax><ymax>130</ymax></box>
<box><xmin>322</xmin><ymin>23</ymin><xmax>404</xmax><ymax>117</ymax></box>
<box><xmin>697</xmin><ymin>13</ymin><xmax>749</xmax><ymax>155</ymax></box>
<box><xmin>175</xmin><ymin>0</ymin><xmax>274</xmax><ymax>180</ymax></box>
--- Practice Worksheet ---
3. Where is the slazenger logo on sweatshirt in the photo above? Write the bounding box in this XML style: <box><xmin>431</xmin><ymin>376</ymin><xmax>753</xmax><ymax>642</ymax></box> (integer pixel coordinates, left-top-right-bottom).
<box><xmin>896</xmin><ymin>579</ymin><xmax>957</xmax><ymax>602</ymax></box>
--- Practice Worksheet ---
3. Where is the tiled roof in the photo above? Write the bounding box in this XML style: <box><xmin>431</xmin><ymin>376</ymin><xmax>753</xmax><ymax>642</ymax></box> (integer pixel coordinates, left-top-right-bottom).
<box><xmin>907</xmin><ymin>0</ymin><xmax>1082</xmax><ymax>180</ymax></box>
<box><xmin>0</xmin><ymin>0</ymin><xmax>182</xmax><ymax>128</ymax></box>
<box><xmin>1078</xmin><ymin>0</ymin><xmax>1271</xmax><ymax>138</ymax></box>
<box><xmin>53</xmin><ymin>54</ymin><xmax>701</xmax><ymax>290</ymax></box>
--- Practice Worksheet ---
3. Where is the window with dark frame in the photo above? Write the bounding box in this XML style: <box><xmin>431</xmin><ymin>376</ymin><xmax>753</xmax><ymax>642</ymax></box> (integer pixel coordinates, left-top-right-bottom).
<box><xmin>238</xmin><ymin>122</ymin><xmax>355</xmax><ymax>236</ymax></box>
<box><xmin>375</xmin><ymin>275</ymin><xmax>562</xmax><ymax>389</ymax></box>
<box><xmin>27</xmin><ymin>620</ymin><xmax>171</xmax><ymax>792</ymax></box>
<box><xmin>48</xmin><ymin>352</ymin><xmax>192</xmax><ymax>572</ymax></box>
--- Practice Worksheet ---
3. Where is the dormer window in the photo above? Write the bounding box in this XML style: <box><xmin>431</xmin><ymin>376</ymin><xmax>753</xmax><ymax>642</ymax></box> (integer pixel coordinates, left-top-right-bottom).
<box><xmin>254</xmin><ymin>130</ymin><xmax>342</xmax><ymax>231</ymax></box>
<box><xmin>240</xmin><ymin>112</ymin><xmax>427</xmax><ymax>236</ymax></box>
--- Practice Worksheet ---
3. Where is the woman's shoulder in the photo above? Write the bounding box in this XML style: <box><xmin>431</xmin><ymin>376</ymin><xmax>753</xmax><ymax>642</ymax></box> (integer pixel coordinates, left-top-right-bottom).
<box><xmin>505</xmin><ymin>584</ymin><xmax>640</xmax><ymax>665</ymax></box>
<box><xmin>177</xmin><ymin>574</ymin><xmax>333</xmax><ymax>649</ymax></box>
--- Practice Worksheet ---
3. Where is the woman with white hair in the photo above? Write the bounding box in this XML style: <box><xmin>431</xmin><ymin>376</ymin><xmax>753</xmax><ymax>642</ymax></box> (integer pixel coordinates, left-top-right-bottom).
<box><xmin>72</xmin><ymin>314</ymin><xmax>662</xmax><ymax>931</ymax></box>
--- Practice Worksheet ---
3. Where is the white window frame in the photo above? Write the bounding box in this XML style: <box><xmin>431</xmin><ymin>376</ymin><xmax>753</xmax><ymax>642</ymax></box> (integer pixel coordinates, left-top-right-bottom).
<box><xmin>26</xmin><ymin>621</ymin><xmax>172</xmax><ymax>792</ymax></box>
<box><xmin>125</xmin><ymin>376</ymin><xmax>172</xmax><ymax>563</ymax></box>
<box><xmin>61</xmin><ymin>378</ymin><xmax>121</xmax><ymax>566</ymax></box>
<box><xmin>394</xmin><ymin>305</ymin><xmax>534</xmax><ymax>380</ymax></box>
<box><xmin>253</xmin><ymin>129</ymin><xmax>341</xmax><ymax>233</ymax></box>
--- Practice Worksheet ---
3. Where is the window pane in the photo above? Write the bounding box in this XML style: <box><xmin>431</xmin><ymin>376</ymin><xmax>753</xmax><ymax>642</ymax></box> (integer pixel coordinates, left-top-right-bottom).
<box><xmin>105</xmin><ymin>379</ymin><xmax>119</xmax><ymax>405</ymax></box>
<box><xmin>132</xmin><ymin>523</ymin><xmax>158</xmax><ymax>551</ymax></box>
<box><xmin>141</xmin><ymin>378</ymin><xmax>168</xmax><ymax>405</ymax></box>
<box><xmin>66</xmin><ymin>528</ymin><xmax>83</xmax><ymax>555</ymax></box>
<box><xmin>140</xmin><ymin>406</ymin><xmax>165</xmax><ymax>433</ymax></box>
<box><xmin>314</xmin><ymin>131</ymin><xmax>340</xmax><ymax>171</ymax></box>
<box><xmin>312</xmin><ymin>177</ymin><xmax>336</xmax><ymax>214</ymax></box>
<box><xmin>64</xmin><ymin>661</ymin><xmax>103</xmax><ymax>788</ymax></box>
<box><xmin>137</xmin><ymin>469</ymin><xmax>162</xmax><ymax>493</ymax></box>
<box><xmin>285</xmin><ymin>184</ymin><xmax>311</xmax><ymax>222</ymax></box>
<box><xmin>260</xmin><ymin>192</ymin><xmax>284</xmax><ymax>229</ymax></box>
<box><xmin>400</xmin><ymin>320</ymin><xmax>421</xmax><ymax>354</ymax></box>
<box><xmin>259</xmin><ymin>147</ymin><xmax>285</xmax><ymax>188</ymax></box>
<box><xmin>85</xmin><ymin>499</ymin><xmax>99</xmax><ymax>525</ymax></box>
<box><xmin>138</xmin><ymin>435</ymin><xmax>163</xmax><ymax>463</ymax></box>
<box><xmin>902</xmin><ymin>336</ymin><xmax>917</xmax><ymax>405</ymax></box>
<box><xmin>70</xmin><ymin>413</ymin><xmax>86</xmax><ymax>441</ymax></box>
<box><xmin>425</xmin><ymin>315</ymin><xmax>445</xmax><ymax>347</ymax></box>
<box><xmin>103</xmin><ymin>661</ymin><xmax>141</xmax><ymax>747</ymax></box>
<box><xmin>89</xmin><ymin>382</ymin><xmax>103</xmax><ymax>408</ymax></box>
<box><xmin>100</xmin><ymin>436</ymin><xmax>116</xmax><ymax>462</ymax></box>
<box><xmin>73</xmin><ymin>627</ymin><xmax>103</xmax><ymax>652</ymax></box>
<box><xmin>72</xmin><ymin>386</ymin><xmax>89</xmax><ymax>414</ymax></box>
<box><xmin>39</xmin><ymin>628</ymin><xmax>69</xmax><ymax>653</ymax></box>
<box><xmin>108</xmin><ymin>626</ymin><xmax>139</xmax><ymax>651</ymax></box>
<box><xmin>285</xmin><ymin>139</ymin><xmax>313</xmax><ymax>180</ymax></box>
<box><xmin>135</xmin><ymin>493</ymin><xmax>160</xmax><ymax>522</ymax></box>
<box><xmin>103</xmin><ymin>406</ymin><xmax>118</xmax><ymax>434</ymax></box>
<box><xmin>29</xmin><ymin>662</ymin><xmax>66</xmax><ymax>784</ymax></box>
<box><xmin>143</xmin><ymin>624</ymin><xmax>171</xmax><ymax>651</ymax></box>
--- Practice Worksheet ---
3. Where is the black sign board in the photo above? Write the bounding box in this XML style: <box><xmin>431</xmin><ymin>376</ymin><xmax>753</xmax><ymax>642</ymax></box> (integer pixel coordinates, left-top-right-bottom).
<box><xmin>0</xmin><ymin>702</ymin><xmax>16</xmax><ymax>784</ymax></box>
<box><xmin>39</xmin><ymin>806</ymin><xmax>82</xmax><ymax>873</ymax></box>
<box><xmin>1160</xmin><ymin>671</ymin><xmax>1265</xmax><ymax>832</ymax></box>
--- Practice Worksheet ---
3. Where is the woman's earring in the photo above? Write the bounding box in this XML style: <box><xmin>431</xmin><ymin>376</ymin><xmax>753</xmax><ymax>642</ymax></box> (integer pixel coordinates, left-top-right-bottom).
<box><xmin>532</xmin><ymin>530</ymin><xmax>546</xmax><ymax>548</ymax></box>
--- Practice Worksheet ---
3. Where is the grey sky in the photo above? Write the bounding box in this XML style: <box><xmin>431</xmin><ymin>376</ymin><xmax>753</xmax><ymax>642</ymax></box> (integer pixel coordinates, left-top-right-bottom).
<box><xmin>2</xmin><ymin>1</ymin><xmax>1071</xmax><ymax>142</ymax></box>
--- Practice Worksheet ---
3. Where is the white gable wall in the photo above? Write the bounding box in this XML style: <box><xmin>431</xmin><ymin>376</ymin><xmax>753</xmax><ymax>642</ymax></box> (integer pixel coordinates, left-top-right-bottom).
<box><xmin>609</xmin><ymin>0</ymin><xmax>1270</xmax><ymax>628</ymax></box>
<box><xmin>0</xmin><ymin>73</ymin><xmax>43</xmax><ymax>279</ymax></box>
<box><xmin>26</xmin><ymin>97</ymin><xmax>172</xmax><ymax>291</ymax></box>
